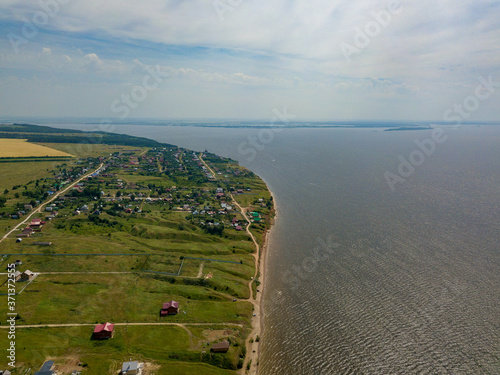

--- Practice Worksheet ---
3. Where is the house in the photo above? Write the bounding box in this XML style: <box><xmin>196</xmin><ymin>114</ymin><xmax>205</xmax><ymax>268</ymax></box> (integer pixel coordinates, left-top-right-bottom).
<box><xmin>24</xmin><ymin>204</ymin><xmax>33</xmax><ymax>210</ymax></box>
<box><xmin>30</xmin><ymin>219</ymin><xmax>45</xmax><ymax>230</ymax></box>
<box><xmin>22</xmin><ymin>227</ymin><xmax>34</xmax><ymax>234</ymax></box>
<box><xmin>235</xmin><ymin>225</ymin><xmax>242</xmax><ymax>231</ymax></box>
<box><xmin>121</xmin><ymin>361</ymin><xmax>139</xmax><ymax>375</ymax></box>
<box><xmin>20</xmin><ymin>270</ymin><xmax>34</xmax><ymax>281</ymax></box>
<box><xmin>211</xmin><ymin>340</ymin><xmax>230</xmax><ymax>353</ymax></box>
<box><xmin>93</xmin><ymin>322</ymin><xmax>114</xmax><ymax>339</ymax></box>
<box><xmin>34</xmin><ymin>360</ymin><xmax>54</xmax><ymax>375</ymax></box>
<box><xmin>160</xmin><ymin>301</ymin><xmax>179</xmax><ymax>316</ymax></box>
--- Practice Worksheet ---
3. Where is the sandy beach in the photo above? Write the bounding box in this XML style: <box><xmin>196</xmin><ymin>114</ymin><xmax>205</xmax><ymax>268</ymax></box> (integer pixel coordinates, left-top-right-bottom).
<box><xmin>240</xmin><ymin>188</ymin><xmax>278</xmax><ymax>375</ymax></box>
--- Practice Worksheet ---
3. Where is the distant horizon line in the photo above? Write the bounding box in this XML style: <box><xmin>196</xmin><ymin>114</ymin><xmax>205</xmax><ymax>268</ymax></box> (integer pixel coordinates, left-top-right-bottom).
<box><xmin>1</xmin><ymin>116</ymin><xmax>499</xmax><ymax>126</ymax></box>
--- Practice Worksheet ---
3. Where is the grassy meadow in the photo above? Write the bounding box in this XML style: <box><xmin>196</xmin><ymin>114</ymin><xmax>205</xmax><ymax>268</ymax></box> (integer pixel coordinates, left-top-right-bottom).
<box><xmin>0</xmin><ymin>127</ymin><xmax>274</xmax><ymax>374</ymax></box>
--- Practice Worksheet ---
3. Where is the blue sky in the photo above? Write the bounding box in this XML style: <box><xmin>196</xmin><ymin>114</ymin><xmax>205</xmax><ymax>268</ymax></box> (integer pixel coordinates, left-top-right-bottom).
<box><xmin>0</xmin><ymin>0</ymin><xmax>499</xmax><ymax>121</ymax></box>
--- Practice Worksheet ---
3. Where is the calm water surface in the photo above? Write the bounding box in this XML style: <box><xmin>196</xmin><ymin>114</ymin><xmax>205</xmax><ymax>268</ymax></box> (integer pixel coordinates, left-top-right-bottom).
<box><xmin>51</xmin><ymin>124</ymin><xmax>500</xmax><ymax>374</ymax></box>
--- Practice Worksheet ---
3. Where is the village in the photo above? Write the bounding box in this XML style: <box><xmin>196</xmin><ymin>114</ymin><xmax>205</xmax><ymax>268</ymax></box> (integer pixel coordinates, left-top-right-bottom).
<box><xmin>0</xmin><ymin>142</ymin><xmax>273</xmax><ymax>374</ymax></box>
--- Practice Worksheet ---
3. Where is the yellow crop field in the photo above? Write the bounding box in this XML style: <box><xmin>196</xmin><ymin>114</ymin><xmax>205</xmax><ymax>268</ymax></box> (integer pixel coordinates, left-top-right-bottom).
<box><xmin>0</xmin><ymin>139</ymin><xmax>73</xmax><ymax>158</ymax></box>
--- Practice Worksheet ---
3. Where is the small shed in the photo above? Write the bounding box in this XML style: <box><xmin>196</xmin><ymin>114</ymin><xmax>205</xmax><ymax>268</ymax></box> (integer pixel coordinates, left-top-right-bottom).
<box><xmin>121</xmin><ymin>361</ymin><xmax>139</xmax><ymax>375</ymax></box>
<box><xmin>20</xmin><ymin>270</ymin><xmax>34</xmax><ymax>281</ymax></box>
<box><xmin>33</xmin><ymin>242</ymin><xmax>52</xmax><ymax>246</ymax></box>
<box><xmin>211</xmin><ymin>340</ymin><xmax>230</xmax><ymax>353</ymax></box>
<box><xmin>34</xmin><ymin>360</ymin><xmax>54</xmax><ymax>375</ymax></box>
<box><xmin>160</xmin><ymin>301</ymin><xmax>179</xmax><ymax>316</ymax></box>
<box><xmin>93</xmin><ymin>322</ymin><xmax>114</xmax><ymax>340</ymax></box>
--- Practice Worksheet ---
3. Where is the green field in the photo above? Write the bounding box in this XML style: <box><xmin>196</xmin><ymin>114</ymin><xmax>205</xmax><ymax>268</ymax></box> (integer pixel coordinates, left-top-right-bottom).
<box><xmin>0</xmin><ymin>161</ymin><xmax>58</xmax><ymax>191</ymax></box>
<box><xmin>0</xmin><ymin>325</ymin><xmax>239</xmax><ymax>374</ymax></box>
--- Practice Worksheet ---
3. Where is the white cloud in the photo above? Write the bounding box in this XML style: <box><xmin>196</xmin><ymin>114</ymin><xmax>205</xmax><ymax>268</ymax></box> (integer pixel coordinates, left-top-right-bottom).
<box><xmin>0</xmin><ymin>0</ymin><xmax>498</xmax><ymax>120</ymax></box>
<box><xmin>82</xmin><ymin>53</ymin><xmax>103</xmax><ymax>71</ymax></box>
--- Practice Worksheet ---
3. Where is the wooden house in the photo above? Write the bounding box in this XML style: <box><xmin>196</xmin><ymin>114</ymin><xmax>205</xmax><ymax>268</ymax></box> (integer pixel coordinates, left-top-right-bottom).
<box><xmin>160</xmin><ymin>301</ymin><xmax>179</xmax><ymax>316</ymax></box>
<box><xmin>211</xmin><ymin>340</ymin><xmax>230</xmax><ymax>353</ymax></box>
<box><xmin>20</xmin><ymin>270</ymin><xmax>34</xmax><ymax>281</ymax></box>
<box><xmin>93</xmin><ymin>322</ymin><xmax>114</xmax><ymax>339</ymax></box>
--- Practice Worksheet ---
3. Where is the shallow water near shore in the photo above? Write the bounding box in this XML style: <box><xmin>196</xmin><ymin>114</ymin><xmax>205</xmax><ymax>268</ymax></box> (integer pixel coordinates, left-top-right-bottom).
<box><xmin>48</xmin><ymin>123</ymin><xmax>500</xmax><ymax>374</ymax></box>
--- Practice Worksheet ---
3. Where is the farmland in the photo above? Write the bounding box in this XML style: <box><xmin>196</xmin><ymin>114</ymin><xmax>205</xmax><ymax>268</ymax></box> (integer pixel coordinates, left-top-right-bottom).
<box><xmin>0</xmin><ymin>139</ymin><xmax>73</xmax><ymax>158</ymax></box>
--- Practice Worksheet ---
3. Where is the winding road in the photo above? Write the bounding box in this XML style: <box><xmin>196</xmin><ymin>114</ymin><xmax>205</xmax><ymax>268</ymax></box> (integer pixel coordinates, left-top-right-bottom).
<box><xmin>0</xmin><ymin>162</ymin><xmax>105</xmax><ymax>244</ymax></box>
<box><xmin>199</xmin><ymin>153</ymin><xmax>263</xmax><ymax>375</ymax></box>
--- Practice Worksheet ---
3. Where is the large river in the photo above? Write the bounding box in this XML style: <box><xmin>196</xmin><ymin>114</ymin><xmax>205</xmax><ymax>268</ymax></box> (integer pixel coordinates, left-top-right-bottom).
<box><xmin>48</xmin><ymin>123</ymin><xmax>499</xmax><ymax>374</ymax></box>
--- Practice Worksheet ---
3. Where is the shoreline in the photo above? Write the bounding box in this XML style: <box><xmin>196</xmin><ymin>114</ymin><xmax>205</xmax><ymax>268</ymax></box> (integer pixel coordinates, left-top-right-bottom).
<box><xmin>241</xmin><ymin>186</ymin><xmax>278</xmax><ymax>375</ymax></box>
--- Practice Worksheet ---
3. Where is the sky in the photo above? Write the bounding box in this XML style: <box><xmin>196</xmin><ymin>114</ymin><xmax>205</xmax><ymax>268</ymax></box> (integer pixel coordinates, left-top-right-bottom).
<box><xmin>0</xmin><ymin>0</ymin><xmax>499</xmax><ymax>122</ymax></box>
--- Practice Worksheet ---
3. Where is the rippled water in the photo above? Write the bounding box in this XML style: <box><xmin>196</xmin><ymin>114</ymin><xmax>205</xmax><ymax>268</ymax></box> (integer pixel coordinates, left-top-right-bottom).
<box><xmin>49</xmin><ymin>123</ymin><xmax>500</xmax><ymax>374</ymax></box>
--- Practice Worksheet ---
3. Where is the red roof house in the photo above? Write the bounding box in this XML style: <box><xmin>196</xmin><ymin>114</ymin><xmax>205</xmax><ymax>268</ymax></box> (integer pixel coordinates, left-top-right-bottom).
<box><xmin>160</xmin><ymin>301</ymin><xmax>179</xmax><ymax>316</ymax></box>
<box><xmin>93</xmin><ymin>322</ymin><xmax>114</xmax><ymax>339</ymax></box>
<box><xmin>29</xmin><ymin>219</ymin><xmax>45</xmax><ymax>230</ymax></box>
